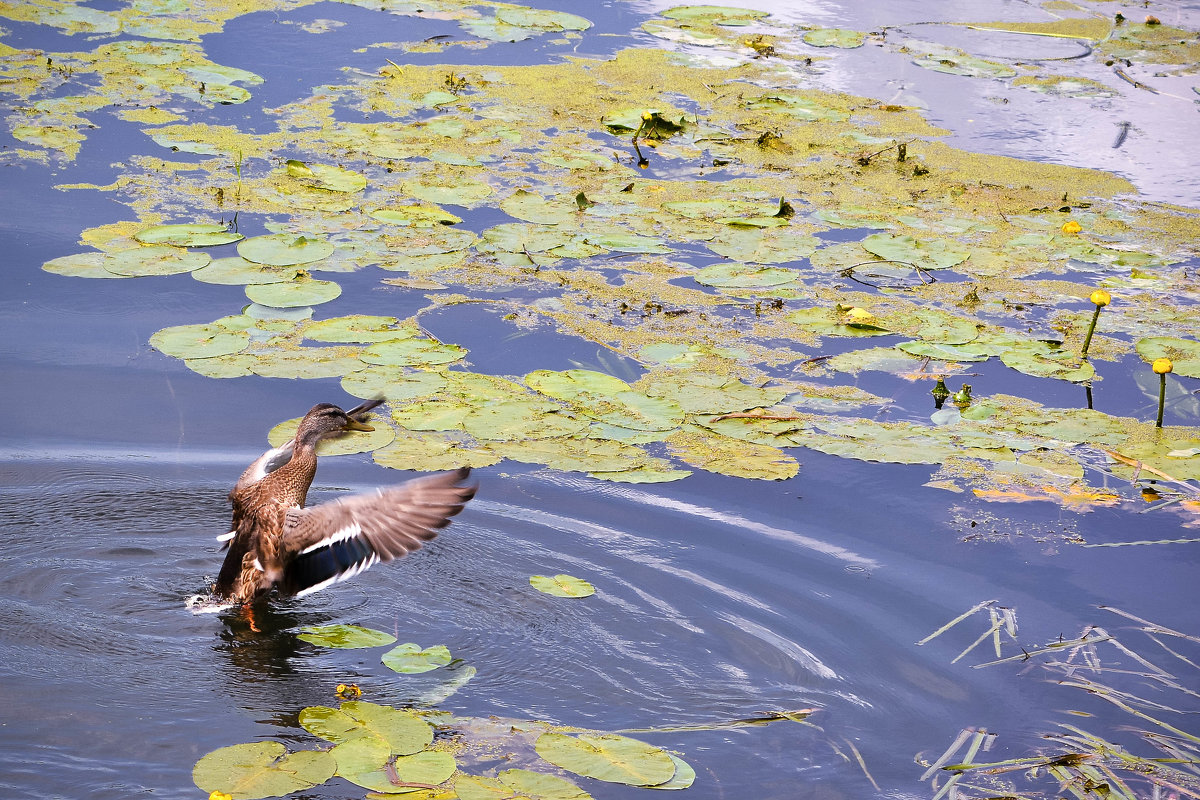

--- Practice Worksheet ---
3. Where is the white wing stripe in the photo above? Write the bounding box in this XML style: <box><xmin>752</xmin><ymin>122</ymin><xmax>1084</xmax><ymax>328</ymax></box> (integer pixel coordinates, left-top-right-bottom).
<box><xmin>299</xmin><ymin>521</ymin><xmax>363</xmax><ymax>554</ymax></box>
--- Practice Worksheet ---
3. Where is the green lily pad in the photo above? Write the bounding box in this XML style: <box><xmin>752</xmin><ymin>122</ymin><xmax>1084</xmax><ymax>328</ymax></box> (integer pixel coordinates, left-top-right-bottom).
<box><xmin>999</xmin><ymin>340</ymin><xmax>1095</xmax><ymax>382</ymax></box>
<box><xmin>908</xmin><ymin>41</ymin><xmax>1017</xmax><ymax>78</ymax></box>
<box><xmin>860</xmin><ymin>233</ymin><xmax>970</xmax><ymax>271</ymax></box>
<box><xmin>370</xmin><ymin>204</ymin><xmax>463</xmax><ymax>227</ymax></box>
<box><xmin>251</xmin><ymin>347</ymin><xmax>368</xmax><ymax>380</ymax></box>
<box><xmin>299</xmin><ymin>701</ymin><xmax>433</xmax><ymax>754</ymax></box>
<box><xmin>530</xmin><ymin>574</ymin><xmax>595</xmax><ymax>598</ymax></box>
<box><xmin>297</xmin><ymin>624</ymin><xmax>397</xmax><ymax>649</ymax></box>
<box><xmin>706</xmin><ymin>227</ymin><xmax>820</xmax><ymax>264</ymax></box>
<box><xmin>103</xmin><ymin>246</ymin><xmax>211</xmax><ymax>276</ymax></box>
<box><xmin>238</xmin><ymin>234</ymin><xmax>336</xmax><ymax>267</ymax></box>
<box><xmin>340</xmin><ymin>750</ymin><xmax>456</xmax><ymax>793</ymax></box>
<box><xmin>193</xmin><ymin>742</ymin><xmax>335</xmax><ymax>800</ymax></box>
<box><xmin>133</xmin><ymin>223</ymin><xmax>242</xmax><ymax>247</ymax></box>
<box><xmin>342</xmin><ymin>367</ymin><xmax>447</xmax><ymax>402</ymax></box>
<box><xmin>42</xmin><ymin>252</ymin><xmax>127</xmax><ymax>279</ymax></box>
<box><xmin>304</xmin><ymin>315</ymin><xmax>417</xmax><ymax>343</ymax></box>
<box><xmin>526</xmin><ymin>369</ymin><xmax>684</xmax><ymax>431</ymax></box>
<box><xmin>1135</xmin><ymin>336</ymin><xmax>1200</xmax><ymax>378</ymax></box>
<box><xmin>694</xmin><ymin>262</ymin><xmax>799</xmax><ymax>289</ymax></box>
<box><xmin>150</xmin><ymin>323</ymin><xmax>250</xmax><ymax>359</ymax></box>
<box><xmin>405</xmin><ymin>177</ymin><xmax>494</xmax><ymax>208</ymax></box>
<box><xmin>381</xmin><ymin>643</ymin><xmax>453</xmax><ymax>674</ymax></box>
<box><xmin>803</xmin><ymin>28</ymin><xmax>866</xmax><ymax>48</ymax></box>
<box><xmin>535</xmin><ymin>733</ymin><xmax>676</xmax><ymax>786</ymax></box>
<box><xmin>653</xmin><ymin>754</ymin><xmax>696</xmax><ymax>789</ymax></box>
<box><xmin>360</xmin><ymin>338</ymin><xmax>467</xmax><ymax>367</ymax></box>
<box><xmin>668</xmin><ymin>429</ymin><xmax>799</xmax><ymax>480</ymax></box>
<box><xmin>494</xmin><ymin>6</ymin><xmax>592</xmax><ymax>31</ymax></box>
<box><xmin>245</xmin><ymin>277</ymin><xmax>342</xmax><ymax>308</ymax></box>
<box><xmin>192</xmin><ymin>257</ymin><xmax>295</xmax><ymax>285</ymax></box>
<box><xmin>661</xmin><ymin>5</ymin><xmax>769</xmax><ymax>25</ymax></box>
<box><xmin>285</xmin><ymin>159</ymin><xmax>367</xmax><ymax>193</ymax></box>
<box><xmin>500</xmin><ymin>189</ymin><xmax>575</xmax><ymax>224</ymax></box>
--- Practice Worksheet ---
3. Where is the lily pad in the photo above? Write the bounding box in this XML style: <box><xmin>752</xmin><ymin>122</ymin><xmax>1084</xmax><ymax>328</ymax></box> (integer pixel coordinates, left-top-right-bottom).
<box><xmin>192</xmin><ymin>257</ymin><xmax>295</xmax><ymax>285</ymax></box>
<box><xmin>1135</xmin><ymin>336</ymin><xmax>1200</xmax><ymax>378</ymax></box>
<box><xmin>381</xmin><ymin>643</ymin><xmax>453</xmax><ymax>674</ymax></box>
<box><xmin>245</xmin><ymin>277</ymin><xmax>342</xmax><ymax>308</ymax></box>
<box><xmin>150</xmin><ymin>323</ymin><xmax>249</xmax><ymax>359</ymax></box>
<box><xmin>297</xmin><ymin>624</ymin><xmax>397</xmax><ymax>649</ymax></box>
<box><xmin>103</xmin><ymin>246</ymin><xmax>211</xmax><ymax>276</ymax></box>
<box><xmin>803</xmin><ymin>28</ymin><xmax>866</xmax><ymax>48</ymax></box>
<box><xmin>304</xmin><ymin>315</ymin><xmax>417</xmax><ymax>343</ymax></box>
<box><xmin>193</xmin><ymin>742</ymin><xmax>335</xmax><ymax>800</ymax></box>
<box><xmin>661</xmin><ymin>5</ymin><xmax>769</xmax><ymax>25</ymax></box>
<box><xmin>360</xmin><ymin>338</ymin><xmax>467</xmax><ymax>367</ymax></box>
<box><xmin>457</xmin><ymin>771</ymin><xmax>592</xmax><ymax>800</ymax></box>
<box><xmin>238</xmin><ymin>234</ymin><xmax>336</xmax><ymax>266</ymax></box>
<box><xmin>530</xmin><ymin>574</ymin><xmax>595</xmax><ymax>598</ymax></box>
<box><xmin>299</xmin><ymin>701</ymin><xmax>434</xmax><ymax>754</ymax></box>
<box><xmin>133</xmin><ymin>223</ymin><xmax>243</xmax><ymax>247</ymax></box>
<box><xmin>285</xmin><ymin>159</ymin><xmax>367</xmax><ymax>193</ymax></box>
<box><xmin>535</xmin><ymin>733</ymin><xmax>676</xmax><ymax>786</ymax></box>
<box><xmin>340</xmin><ymin>750</ymin><xmax>456</xmax><ymax>793</ymax></box>
<box><xmin>861</xmin><ymin>233</ymin><xmax>970</xmax><ymax>271</ymax></box>
<box><xmin>694</xmin><ymin>262</ymin><xmax>799</xmax><ymax>289</ymax></box>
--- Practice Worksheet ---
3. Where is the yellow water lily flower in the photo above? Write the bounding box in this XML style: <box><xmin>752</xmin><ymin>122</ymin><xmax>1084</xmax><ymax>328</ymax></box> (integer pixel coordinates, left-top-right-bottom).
<box><xmin>1089</xmin><ymin>289</ymin><xmax>1111</xmax><ymax>307</ymax></box>
<box><xmin>1061</xmin><ymin>219</ymin><xmax>1082</xmax><ymax>234</ymax></box>
<box><xmin>1153</xmin><ymin>358</ymin><xmax>1173</xmax><ymax>374</ymax></box>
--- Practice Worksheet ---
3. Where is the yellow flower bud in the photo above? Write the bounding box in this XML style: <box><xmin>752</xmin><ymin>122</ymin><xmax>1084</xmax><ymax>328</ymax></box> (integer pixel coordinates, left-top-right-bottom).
<box><xmin>1061</xmin><ymin>219</ymin><xmax>1082</xmax><ymax>234</ymax></box>
<box><xmin>641</xmin><ymin>111</ymin><xmax>653</xmax><ymax>121</ymax></box>
<box><xmin>336</xmin><ymin>684</ymin><xmax>347</xmax><ymax>693</ymax></box>
<box><xmin>1089</xmin><ymin>289</ymin><xmax>1111</xmax><ymax>307</ymax></box>
<box><xmin>209</xmin><ymin>791</ymin><xmax>233</xmax><ymax>800</ymax></box>
<box><xmin>1153</xmin><ymin>358</ymin><xmax>1173</xmax><ymax>374</ymax></box>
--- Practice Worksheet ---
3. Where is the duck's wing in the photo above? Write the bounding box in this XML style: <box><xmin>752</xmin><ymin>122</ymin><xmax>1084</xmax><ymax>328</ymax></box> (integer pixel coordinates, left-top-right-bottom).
<box><xmin>276</xmin><ymin>467</ymin><xmax>476</xmax><ymax>597</ymax></box>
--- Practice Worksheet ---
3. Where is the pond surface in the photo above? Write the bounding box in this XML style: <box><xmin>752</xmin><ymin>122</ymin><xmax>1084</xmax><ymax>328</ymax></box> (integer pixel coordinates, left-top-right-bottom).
<box><xmin>1</xmin><ymin>1</ymin><xmax>1199</xmax><ymax>799</ymax></box>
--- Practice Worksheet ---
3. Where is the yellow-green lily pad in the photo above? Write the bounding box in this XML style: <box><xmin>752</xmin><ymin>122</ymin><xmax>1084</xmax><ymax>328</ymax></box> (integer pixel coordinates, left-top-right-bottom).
<box><xmin>150</xmin><ymin>323</ymin><xmax>249</xmax><ymax>359</ymax></box>
<box><xmin>530</xmin><ymin>574</ymin><xmax>595</xmax><ymax>598</ymax></box>
<box><xmin>238</xmin><ymin>234</ymin><xmax>336</xmax><ymax>267</ymax></box>
<box><xmin>133</xmin><ymin>223</ymin><xmax>243</xmax><ymax>247</ymax></box>
<box><xmin>297</xmin><ymin>624</ymin><xmax>397</xmax><ymax>649</ymax></box>
<box><xmin>193</xmin><ymin>742</ymin><xmax>335</xmax><ymax>800</ymax></box>
<box><xmin>381</xmin><ymin>642</ymin><xmax>453</xmax><ymax>674</ymax></box>
<box><xmin>1135</xmin><ymin>336</ymin><xmax>1200</xmax><ymax>378</ymax></box>
<box><xmin>245</xmin><ymin>277</ymin><xmax>342</xmax><ymax>308</ymax></box>
<box><xmin>103</xmin><ymin>246</ymin><xmax>211</xmax><ymax>276</ymax></box>
<box><xmin>300</xmin><ymin>701</ymin><xmax>433</xmax><ymax>754</ymax></box>
<box><xmin>535</xmin><ymin>733</ymin><xmax>676</xmax><ymax>786</ymax></box>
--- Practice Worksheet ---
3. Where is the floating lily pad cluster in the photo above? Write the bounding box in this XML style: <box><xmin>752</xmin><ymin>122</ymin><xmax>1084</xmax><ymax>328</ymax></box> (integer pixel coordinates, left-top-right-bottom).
<box><xmin>194</xmin><ymin>623</ymin><xmax>694</xmax><ymax>799</ymax></box>
<box><xmin>194</xmin><ymin>701</ymin><xmax>695</xmax><ymax>799</ymax></box>
<box><xmin>21</xmin><ymin>2</ymin><xmax>1200</xmax><ymax>500</ymax></box>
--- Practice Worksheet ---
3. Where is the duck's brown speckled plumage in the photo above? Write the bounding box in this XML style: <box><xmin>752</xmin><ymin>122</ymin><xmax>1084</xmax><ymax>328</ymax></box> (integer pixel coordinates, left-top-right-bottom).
<box><xmin>213</xmin><ymin>399</ymin><xmax>476</xmax><ymax>604</ymax></box>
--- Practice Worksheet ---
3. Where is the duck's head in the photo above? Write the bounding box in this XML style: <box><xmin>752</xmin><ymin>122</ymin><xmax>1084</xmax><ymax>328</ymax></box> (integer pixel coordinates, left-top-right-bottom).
<box><xmin>295</xmin><ymin>399</ymin><xmax>382</xmax><ymax>447</ymax></box>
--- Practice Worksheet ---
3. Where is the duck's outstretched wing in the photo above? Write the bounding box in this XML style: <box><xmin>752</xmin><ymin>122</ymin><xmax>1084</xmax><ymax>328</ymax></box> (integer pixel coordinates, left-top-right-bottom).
<box><xmin>276</xmin><ymin>467</ymin><xmax>476</xmax><ymax>597</ymax></box>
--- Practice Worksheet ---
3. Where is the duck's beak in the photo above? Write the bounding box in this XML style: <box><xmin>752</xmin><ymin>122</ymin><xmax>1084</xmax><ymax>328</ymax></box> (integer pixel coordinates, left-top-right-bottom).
<box><xmin>344</xmin><ymin>396</ymin><xmax>384</xmax><ymax>432</ymax></box>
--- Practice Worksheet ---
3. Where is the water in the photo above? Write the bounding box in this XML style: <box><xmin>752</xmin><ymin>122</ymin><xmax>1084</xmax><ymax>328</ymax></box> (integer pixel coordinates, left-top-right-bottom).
<box><xmin>2</xmin><ymin>1</ymin><xmax>1199</xmax><ymax>798</ymax></box>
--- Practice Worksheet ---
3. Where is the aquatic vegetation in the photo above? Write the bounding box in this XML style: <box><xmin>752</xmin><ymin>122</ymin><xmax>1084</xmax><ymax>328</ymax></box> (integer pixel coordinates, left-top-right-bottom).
<box><xmin>530</xmin><ymin>574</ymin><xmax>596</xmax><ymax>598</ymax></box>
<box><xmin>192</xmin><ymin>625</ymin><xmax>700</xmax><ymax>799</ymax></box>
<box><xmin>919</xmin><ymin>606</ymin><xmax>1200</xmax><ymax>800</ymax></box>
<box><xmin>13</xmin><ymin>0</ymin><xmax>1200</xmax><ymax>496</ymax></box>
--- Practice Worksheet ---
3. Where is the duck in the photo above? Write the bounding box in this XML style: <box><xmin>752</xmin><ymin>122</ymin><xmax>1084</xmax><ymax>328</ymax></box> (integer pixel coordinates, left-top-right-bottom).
<box><xmin>213</xmin><ymin>398</ymin><xmax>476</xmax><ymax>604</ymax></box>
